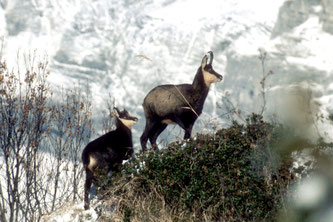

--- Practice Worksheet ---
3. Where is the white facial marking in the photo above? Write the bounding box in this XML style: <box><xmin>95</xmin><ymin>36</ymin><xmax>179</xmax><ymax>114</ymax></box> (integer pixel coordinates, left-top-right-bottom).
<box><xmin>88</xmin><ymin>156</ymin><xmax>97</xmax><ymax>171</ymax></box>
<box><xmin>120</xmin><ymin>118</ymin><xmax>137</xmax><ymax>129</ymax></box>
<box><xmin>202</xmin><ymin>69</ymin><xmax>221</xmax><ymax>87</ymax></box>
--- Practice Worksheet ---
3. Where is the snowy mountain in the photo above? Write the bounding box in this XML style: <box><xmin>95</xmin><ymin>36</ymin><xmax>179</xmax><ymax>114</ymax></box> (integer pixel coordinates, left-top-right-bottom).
<box><xmin>2</xmin><ymin>0</ymin><xmax>333</xmax><ymax>221</ymax></box>
<box><xmin>1</xmin><ymin>0</ymin><xmax>333</xmax><ymax>148</ymax></box>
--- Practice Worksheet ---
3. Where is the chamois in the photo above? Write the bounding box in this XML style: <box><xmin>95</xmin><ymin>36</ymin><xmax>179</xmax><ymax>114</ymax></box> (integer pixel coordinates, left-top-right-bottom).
<box><xmin>82</xmin><ymin>107</ymin><xmax>137</xmax><ymax>210</ymax></box>
<box><xmin>140</xmin><ymin>51</ymin><xmax>222</xmax><ymax>151</ymax></box>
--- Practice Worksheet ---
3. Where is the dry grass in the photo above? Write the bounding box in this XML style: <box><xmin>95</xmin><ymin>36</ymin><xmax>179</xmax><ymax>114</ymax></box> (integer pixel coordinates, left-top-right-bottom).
<box><xmin>99</xmin><ymin>176</ymin><xmax>235</xmax><ymax>222</ymax></box>
<box><xmin>99</xmin><ymin>177</ymin><xmax>174</xmax><ymax>222</ymax></box>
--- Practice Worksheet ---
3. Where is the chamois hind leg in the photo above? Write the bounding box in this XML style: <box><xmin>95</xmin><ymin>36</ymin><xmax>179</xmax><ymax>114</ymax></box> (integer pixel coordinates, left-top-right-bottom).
<box><xmin>140</xmin><ymin>118</ymin><xmax>154</xmax><ymax>152</ymax></box>
<box><xmin>149</xmin><ymin>122</ymin><xmax>167</xmax><ymax>150</ymax></box>
<box><xmin>84</xmin><ymin>170</ymin><xmax>93</xmax><ymax>210</ymax></box>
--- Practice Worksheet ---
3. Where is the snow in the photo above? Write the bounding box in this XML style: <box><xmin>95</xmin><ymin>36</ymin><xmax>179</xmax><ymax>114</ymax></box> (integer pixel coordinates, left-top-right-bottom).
<box><xmin>41</xmin><ymin>202</ymin><xmax>99</xmax><ymax>222</ymax></box>
<box><xmin>1</xmin><ymin>0</ymin><xmax>333</xmax><ymax>219</ymax></box>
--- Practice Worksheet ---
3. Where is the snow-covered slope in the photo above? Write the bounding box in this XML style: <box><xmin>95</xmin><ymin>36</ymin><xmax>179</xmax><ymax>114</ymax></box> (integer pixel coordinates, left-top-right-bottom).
<box><xmin>1</xmin><ymin>0</ymin><xmax>333</xmax><ymax>147</ymax></box>
<box><xmin>2</xmin><ymin>1</ymin><xmax>333</xmax><ymax>220</ymax></box>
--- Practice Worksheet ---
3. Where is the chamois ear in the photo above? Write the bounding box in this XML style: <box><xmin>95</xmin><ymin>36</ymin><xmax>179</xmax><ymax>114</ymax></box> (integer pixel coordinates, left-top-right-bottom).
<box><xmin>201</xmin><ymin>54</ymin><xmax>208</xmax><ymax>69</ymax></box>
<box><xmin>113</xmin><ymin>107</ymin><xmax>120</xmax><ymax>117</ymax></box>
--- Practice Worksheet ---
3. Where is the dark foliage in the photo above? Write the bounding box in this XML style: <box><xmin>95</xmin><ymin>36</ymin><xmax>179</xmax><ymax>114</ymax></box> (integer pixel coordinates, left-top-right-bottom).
<box><xmin>109</xmin><ymin>114</ymin><xmax>294</xmax><ymax>221</ymax></box>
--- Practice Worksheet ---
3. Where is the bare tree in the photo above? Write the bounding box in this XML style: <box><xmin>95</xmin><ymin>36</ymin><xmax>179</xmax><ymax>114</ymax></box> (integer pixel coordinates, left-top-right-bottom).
<box><xmin>0</xmin><ymin>54</ymin><xmax>93</xmax><ymax>221</ymax></box>
<box><xmin>0</xmin><ymin>55</ymin><xmax>51</xmax><ymax>222</ymax></box>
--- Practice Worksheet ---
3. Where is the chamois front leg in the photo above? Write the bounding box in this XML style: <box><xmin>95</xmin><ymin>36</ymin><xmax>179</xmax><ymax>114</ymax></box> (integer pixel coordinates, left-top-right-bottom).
<box><xmin>182</xmin><ymin>119</ymin><xmax>195</xmax><ymax>139</ymax></box>
<box><xmin>184</xmin><ymin>125</ymin><xmax>193</xmax><ymax>139</ymax></box>
<box><xmin>141</xmin><ymin>118</ymin><xmax>163</xmax><ymax>151</ymax></box>
<box><xmin>140</xmin><ymin>119</ymin><xmax>154</xmax><ymax>152</ymax></box>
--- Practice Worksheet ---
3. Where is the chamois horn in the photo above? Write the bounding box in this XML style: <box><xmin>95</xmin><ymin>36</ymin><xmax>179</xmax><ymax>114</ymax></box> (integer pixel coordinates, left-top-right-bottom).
<box><xmin>207</xmin><ymin>51</ymin><xmax>214</xmax><ymax>65</ymax></box>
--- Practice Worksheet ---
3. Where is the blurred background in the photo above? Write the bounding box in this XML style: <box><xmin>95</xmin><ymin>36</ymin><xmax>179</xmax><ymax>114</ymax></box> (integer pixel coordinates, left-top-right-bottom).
<box><xmin>1</xmin><ymin>0</ymin><xmax>333</xmax><ymax>147</ymax></box>
<box><xmin>2</xmin><ymin>1</ymin><xmax>333</xmax><ymax>221</ymax></box>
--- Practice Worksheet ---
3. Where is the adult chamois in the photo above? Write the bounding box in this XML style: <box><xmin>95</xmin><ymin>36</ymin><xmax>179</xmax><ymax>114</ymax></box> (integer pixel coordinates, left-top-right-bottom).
<box><xmin>82</xmin><ymin>107</ymin><xmax>137</xmax><ymax>210</ymax></box>
<box><xmin>140</xmin><ymin>51</ymin><xmax>222</xmax><ymax>151</ymax></box>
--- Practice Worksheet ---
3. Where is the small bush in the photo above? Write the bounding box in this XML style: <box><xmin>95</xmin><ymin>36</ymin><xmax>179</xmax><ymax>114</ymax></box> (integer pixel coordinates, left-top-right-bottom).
<box><xmin>105</xmin><ymin>114</ymin><xmax>294</xmax><ymax>221</ymax></box>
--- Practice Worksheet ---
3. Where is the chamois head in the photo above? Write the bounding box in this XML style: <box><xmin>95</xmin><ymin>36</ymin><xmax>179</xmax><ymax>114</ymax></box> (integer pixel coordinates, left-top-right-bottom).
<box><xmin>114</xmin><ymin>107</ymin><xmax>138</xmax><ymax>130</ymax></box>
<box><xmin>200</xmin><ymin>51</ymin><xmax>223</xmax><ymax>87</ymax></box>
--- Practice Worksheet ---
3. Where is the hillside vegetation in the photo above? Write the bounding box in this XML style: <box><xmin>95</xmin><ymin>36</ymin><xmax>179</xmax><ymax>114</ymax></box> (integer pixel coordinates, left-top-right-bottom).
<box><xmin>2</xmin><ymin>54</ymin><xmax>332</xmax><ymax>222</ymax></box>
<box><xmin>99</xmin><ymin>114</ymin><xmax>297</xmax><ymax>222</ymax></box>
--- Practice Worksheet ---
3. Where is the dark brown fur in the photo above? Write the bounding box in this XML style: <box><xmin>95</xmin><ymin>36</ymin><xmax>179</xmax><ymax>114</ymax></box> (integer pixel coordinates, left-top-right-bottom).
<box><xmin>82</xmin><ymin>108</ymin><xmax>137</xmax><ymax>209</ymax></box>
<box><xmin>140</xmin><ymin>51</ymin><xmax>222</xmax><ymax>151</ymax></box>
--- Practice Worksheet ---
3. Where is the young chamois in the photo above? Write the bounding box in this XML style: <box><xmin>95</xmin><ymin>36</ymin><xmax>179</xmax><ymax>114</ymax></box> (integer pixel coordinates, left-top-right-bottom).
<box><xmin>140</xmin><ymin>51</ymin><xmax>222</xmax><ymax>151</ymax></box>
<box><xmin>82</xmin><ymin>107</ymin><xmax>137</xmax><ymax>210</ymax></box>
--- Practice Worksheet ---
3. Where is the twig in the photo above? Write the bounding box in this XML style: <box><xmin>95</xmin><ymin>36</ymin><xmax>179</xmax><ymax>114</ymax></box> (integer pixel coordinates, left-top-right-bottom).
<box><xmin>258</xmin><ymin>48</ymin><xmax>274</xmax><ymax>116</ymax></box>
<box><xmin>136</xmin><ymin>55</ymin><xmax>153</xmax><ymax>62</ymax></box>
<box><xmin>259</xmin><ymin>49</ymin><xmax>267</xmax><ymax>115</ymax></box>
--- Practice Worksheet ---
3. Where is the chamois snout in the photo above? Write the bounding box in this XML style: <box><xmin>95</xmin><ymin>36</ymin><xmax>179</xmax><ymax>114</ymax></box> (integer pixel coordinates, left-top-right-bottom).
<box><xmin>215</xmin><ymin>72</ymin><xmax>223</xmax><ymax>81</ymax></box>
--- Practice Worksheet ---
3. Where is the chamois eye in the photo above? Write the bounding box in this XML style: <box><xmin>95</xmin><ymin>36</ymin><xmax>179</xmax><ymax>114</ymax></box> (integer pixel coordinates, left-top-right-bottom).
<box><xmin>206</xmin><ymin>64</ymin><xmax>212</xmax><ymax>70</ymax></box>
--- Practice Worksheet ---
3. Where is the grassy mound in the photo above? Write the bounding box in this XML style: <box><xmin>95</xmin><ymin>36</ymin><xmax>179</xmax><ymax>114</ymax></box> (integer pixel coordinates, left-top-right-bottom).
<box><xmin>102</xmin><ymin>114</ymin><xmax>293</xmax><ymax>221</ymax></box>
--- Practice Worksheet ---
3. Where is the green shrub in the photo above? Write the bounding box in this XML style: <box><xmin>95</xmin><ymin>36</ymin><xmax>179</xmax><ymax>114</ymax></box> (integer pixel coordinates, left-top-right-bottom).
<box><xmin>107</xmin><ymin>114</ymin><xmax>293</xmax><ymax>221</ymax></box>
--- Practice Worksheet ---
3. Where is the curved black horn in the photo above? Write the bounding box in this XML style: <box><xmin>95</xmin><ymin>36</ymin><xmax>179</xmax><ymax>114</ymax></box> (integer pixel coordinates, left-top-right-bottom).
<box><xmin>207</xmin><ymin>51</ymin><xmax>214</xmax><ymax>65</ymax></box>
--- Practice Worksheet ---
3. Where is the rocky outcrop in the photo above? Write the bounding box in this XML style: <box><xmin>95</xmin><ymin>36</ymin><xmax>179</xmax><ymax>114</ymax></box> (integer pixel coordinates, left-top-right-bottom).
<box><xmin>272</xmin><ymin>0</ymin><xmax>333</xmax><ymax>37</ymax></box>
<box><xmin>322</xmin><ymin>0</ymin><xmax>333</xmax><ymax>33</ymax></box>
<box><xmin>3</xmin><ymin>0</ymin><xmax>41</xmax><ymax>36</ymax></box>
